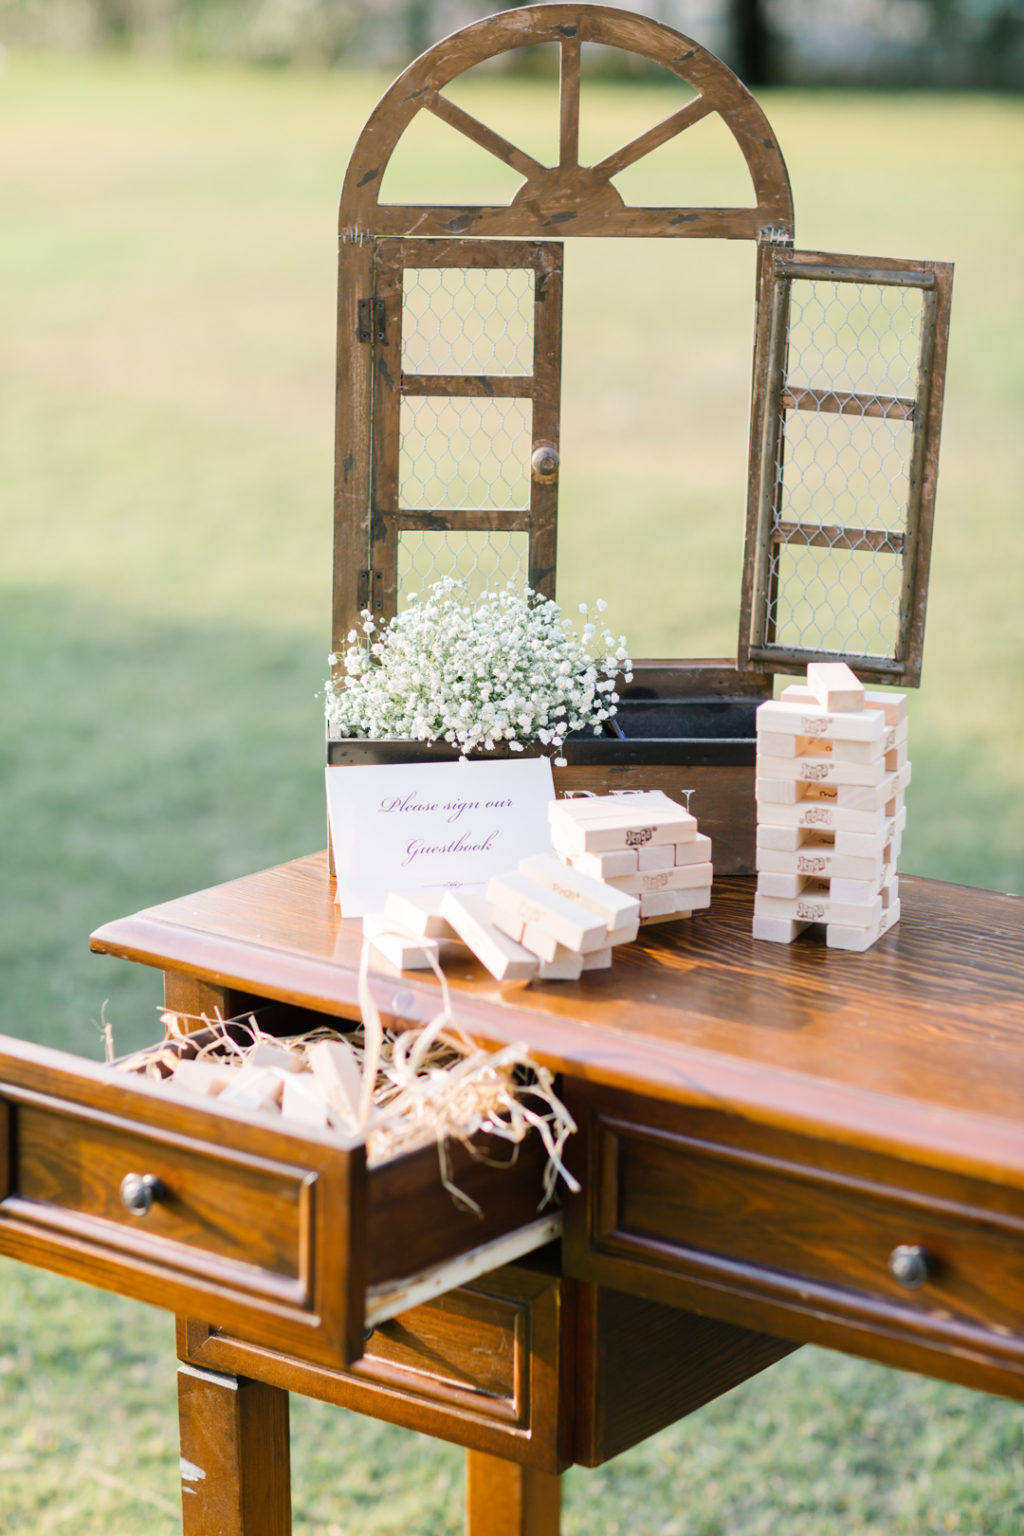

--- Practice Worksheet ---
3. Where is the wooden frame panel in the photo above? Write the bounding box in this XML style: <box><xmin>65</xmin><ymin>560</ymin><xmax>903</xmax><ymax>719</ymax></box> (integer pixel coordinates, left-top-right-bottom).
<box><xmin>739</xmin><ymin>248</ymin><xmax>953</xmax><ymax>685</ymax></box>
<box><xmin>364</xmin><ymin>237</ymin><xmax>563</xmax><ymax>630</ymax></box>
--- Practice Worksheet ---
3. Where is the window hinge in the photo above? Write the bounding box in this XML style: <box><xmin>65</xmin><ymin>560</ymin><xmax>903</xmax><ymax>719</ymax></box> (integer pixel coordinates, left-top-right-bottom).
<box><xmin>358</xmin><ymin>569</ymin><xmax>383</xmax><ymax>611</ymax></box>
<box><xmin>357</xmin><ymin>297</ymin><xmax>386</xmax><ymax>344</ymax></box>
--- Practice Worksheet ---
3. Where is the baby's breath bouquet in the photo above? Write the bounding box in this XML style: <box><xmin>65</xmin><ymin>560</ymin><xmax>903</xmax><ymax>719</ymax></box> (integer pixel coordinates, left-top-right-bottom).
<box><xmin>326</xmin><ymin>578</ymin><xmax>632</xmax><ymax>761</ymax></box>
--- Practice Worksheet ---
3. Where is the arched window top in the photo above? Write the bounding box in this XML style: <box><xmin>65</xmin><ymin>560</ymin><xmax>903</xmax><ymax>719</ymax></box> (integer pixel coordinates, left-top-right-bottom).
<box><xmin>340</xmin><ymin>3</ymin><xmax>794</xmax><ymax>243</ymax></box>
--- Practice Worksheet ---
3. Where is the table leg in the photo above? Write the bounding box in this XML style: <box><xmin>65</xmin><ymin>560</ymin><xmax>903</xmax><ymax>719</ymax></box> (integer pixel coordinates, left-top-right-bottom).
<box><xmin>466</xmin><ymin>1449</ymin><xmax>561</xmax><ymax>1536</ymax></box>
<box><xmin>177</xmin><ymin>1363</ymin><xmax>292</xmax><ymax>1536</ymax></box>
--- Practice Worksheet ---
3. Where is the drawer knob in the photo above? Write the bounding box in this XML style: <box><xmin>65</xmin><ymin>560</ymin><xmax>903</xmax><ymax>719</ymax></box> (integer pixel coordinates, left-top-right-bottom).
<box><xmin>888</xmin><ymin>1243</ymin><xmax>931</xmax><ymax>1289</ymax></box>
<box><xmin>120</xmin><ymin>1172</ymin><xmax>165</xmax><ymax>1216</ymax></box>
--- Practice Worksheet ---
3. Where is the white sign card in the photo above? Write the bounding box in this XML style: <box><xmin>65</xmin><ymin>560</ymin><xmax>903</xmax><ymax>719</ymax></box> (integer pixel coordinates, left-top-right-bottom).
<box><xmin>326</xmin><ymin>757</ymin><xmax>556</xmax><ymax>916</ymax></box>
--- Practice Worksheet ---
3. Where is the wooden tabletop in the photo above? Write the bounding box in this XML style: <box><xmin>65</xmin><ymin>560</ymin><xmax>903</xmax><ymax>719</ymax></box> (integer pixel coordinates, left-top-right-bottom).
<box><xmin>91</xmin><ymin>855</ymin><xmax>1024</xmax><ymax>1189</ymax></box>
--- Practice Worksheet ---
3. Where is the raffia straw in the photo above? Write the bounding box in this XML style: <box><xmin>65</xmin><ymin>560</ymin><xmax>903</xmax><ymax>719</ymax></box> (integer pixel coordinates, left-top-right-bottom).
<box><xmin>129</xmin><ymin>955</ymin><xmax>579</xmax><ymax>1212</ymax></box>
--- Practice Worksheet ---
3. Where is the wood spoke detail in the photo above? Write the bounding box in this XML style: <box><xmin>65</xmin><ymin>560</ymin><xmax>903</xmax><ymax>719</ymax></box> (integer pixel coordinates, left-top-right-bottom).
<box><xmin>593</xmin><ymin>95</ymin><xmax>715</xmax><ymax>179</ymax></box>
<box><xmin>559</xmin><ymin>35</ymin><xmax>582</xmax><ymax>169</ymax></box>
<box><xmin>425</xmin><ymin>91</ymin><xmax>544</xmax><ymax>180</ymax></box>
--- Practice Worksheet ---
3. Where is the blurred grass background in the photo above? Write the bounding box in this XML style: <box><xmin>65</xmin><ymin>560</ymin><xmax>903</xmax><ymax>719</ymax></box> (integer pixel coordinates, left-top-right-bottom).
<box><xmin>2</xmin><ymin>49</ymin><xmax>1022</xmax><ymax>1534</ymax></box>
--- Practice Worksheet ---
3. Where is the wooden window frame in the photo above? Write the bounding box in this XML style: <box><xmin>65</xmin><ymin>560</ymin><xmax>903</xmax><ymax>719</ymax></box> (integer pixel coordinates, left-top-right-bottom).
<box><xmin>739</xmin><ymin>247</ymin><xmax>953</xmax><ymax>687</ymax></box>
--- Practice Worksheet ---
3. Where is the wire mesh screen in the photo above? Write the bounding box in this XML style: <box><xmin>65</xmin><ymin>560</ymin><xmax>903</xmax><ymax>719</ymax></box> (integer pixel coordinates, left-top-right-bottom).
<box><xmin>763</xmin><ymin>276</ymin><xmax>926</xmax><ymax>664</ymax></box>
<box><xmin>401</xmin><ymin>267</ymin><xmax>535</xmax><ymax>375</ymax></box>
<box><xmin>398</xmin><ymin>396</ymin><xmax>533</xmax><ymax>511</ymax></box>
<box><xmin>397</xmin><ymin>530</ymin><xmax>529</xmax><ymax>606</ymax></box>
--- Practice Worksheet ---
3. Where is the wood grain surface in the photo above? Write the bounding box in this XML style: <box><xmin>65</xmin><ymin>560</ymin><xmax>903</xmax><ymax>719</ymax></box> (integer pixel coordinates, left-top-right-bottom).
<box><xmin>91</xmin><ymin>854</ymin><xmax>1024</xmax><ymax>1188</ymax></box>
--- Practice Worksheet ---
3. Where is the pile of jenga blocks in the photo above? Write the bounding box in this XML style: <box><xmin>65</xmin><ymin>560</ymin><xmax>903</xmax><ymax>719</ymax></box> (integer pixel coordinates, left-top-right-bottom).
<box><xmin>362</xmin><ymin>791</ymin><xmax>712</xmax><ymax>981</ymax></box>
<box><xmin>753</xmin><ymin>662</ymin><xmax>910</xmax><ymax>952</ymax></box>
<box><xmin>363</xmin><ymin>862</ymin><xmax>640</xmax><ymax>983</ymax></box>
<box><xmin>548</xmin><ymin>791</ymin><xmax>713</xmax><ymax>927</ymax></box>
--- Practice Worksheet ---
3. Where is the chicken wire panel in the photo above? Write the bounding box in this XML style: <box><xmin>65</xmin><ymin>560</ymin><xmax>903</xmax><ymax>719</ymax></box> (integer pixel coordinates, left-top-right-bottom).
<box><xmin>397</xmin><ymin>530</ymin><xmax>529</xmax><ymax>607</ymax></box>
<box><xmin>775</xmin><ymin>410</ymin><xmax>914</xmax><ymax>536</ymax></box>
<box><xmin>398</xmin><ymin>396</ymin><xmax>533</xmax><ymax>512</ymax></box>
<box><xmin>769</xmin><ymin>544</ymin><xmax>904</xmax><ymax>659</ymax></box>
<box><xmin>786</xmin><ymin>279</ymin><xmax>924</xmax><ymax>399</ymax></box>
<box><xmin>758</xmin><ymin>270</ymin><xmax>929</xmax><ymax>667</ymax></box>
<box><xmin>401</xmin><ymin>267</ymin><xmax>536</xmax><ymax>376</ymax></box>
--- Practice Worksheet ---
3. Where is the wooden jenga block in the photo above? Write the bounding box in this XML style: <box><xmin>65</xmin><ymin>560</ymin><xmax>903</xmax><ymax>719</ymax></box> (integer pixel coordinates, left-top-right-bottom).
<box><xmin>606</xmin><ymin>863</ymin><xmax>713</xmax><ymax>898</ymax></box>
<box><xmin>517</xmin><ymin>853</ymin><xmax>640</xmax><ymax>930</ymax></box>
<box><xmin>169</xmin><ymin>1059</ymin><xmax>237</xmax><ymax>1098</ymax></box>
<box><xmin>756</xmin><ymin>871</ymin><xmax>811</xmax><ymax>900</ymax></box>
<box><xmin>833</xmin><ymin>816</ymin><xmax>897</xmax><ymax>856</ymax></box>
<box><xmin>778</xmin><ymin>684</ymin><xmax>818</xmax><ymax>705</ymax></box>
<box><xmin>247</xmin><ymin>1042</ymin><xmax>304</xmax><ymax>1074</ymax></box>
<box><xmin>835</xmin><ymin>764</ymin><xmax>909</xmax><ymax>812</ymax></box>
<box><xmin>829</xmin><ymin>876</ymin><xmax>883</xmax><ymax>904</ymax></box>
<box><xmin>606</xmin><ymin>916</ymin><xmax>641</xmax><ymax>946</ymax></box>
<box><xmin>485</xmin><ymin>871</ymin><xmax>608</xmax><ymax>953</ymax></box>
<box><xmin>582</xmin><ymin>947</ymin><xmax>613</xmax><ymax>970</ymax></box>
<box><xmin>280</xmin><ymin>1072</ymin><xmax>333</xmax><ymax>1131</ymax></box>
<box><xmin>675</xmin><ymin>832</ymin><xmax>713</xmax><ymax>866</ymax></box>
<box><xmin>219</xmin><ymin>1066</ymin><xmax>284</xmax><ymax>1112</ymax></box>
<box><xmin>752</xmin><ymin>915</ymin><xmax>811</xmax><ymax>944</ymax></box>
<box><xmin>806</xmin><ymin>662</ymin><xmax>865</xmax><ymax>713</ymax></box>
<box><xmin>439</xmin><ymin>892</ymin><xmax>538</xmax><ymax>981</ymax></box>
<box><xmin>757</xmin><ymin>754</ymin><xmax>888</xmax><ymax>788</ymax></box>
<box><xmin>636</xmin><ymin>843</ymin><xmax>674</xmax><ymax>872</ymax></box>
<box><xmin>757</xmin><ymin>845</ymin><xmax>886</xmax><ymax>883</ymax></box>
<box><xmin>863</xmin><ymin>690</ymin><xmax>908</xmax><ymax>726</ymax></box>
<box><xmin>755</xmin><ymin>730</ymin><xmax>806</xmax><ymax>759</ymax></box>
<box><xmin>831</xmin><ymin>734</ymin><xmax>885</xmax><ymax>765</ymax></box>
<box><xmin>755</xmin><ymin>701</ymin><xmax>886</xmax><ymax>744</ymax></box>
<box><xmin>551</xmin><ymin>804</ymin><xmax>698</xmax><ymax>855</ymax></box>
<box><xmin>517</xmin><ymin>920</ymin><xmax>559</xmax><ymax>963</ymax></box>
<box><xmin>885</xmin><ymin>744</ymin><xmax>910</xmax><ymax>774</ymax></box>
<box><xmin>754</xmin><ymin>889</ymin><xmax>883</xmax><ymax>928</ymax></box>
<box><xmin>640</xmin><ymin>889</ymin><xmax>705</xmax><ymax>918</ymax></box>
<box><xmin>756</xmin><ymin>800</ymin><xmax>891</xmax><ymax>835</ymax></box>
<box><xmin>536</xmin><ymin>946</ymin><xmax>584</xmax><ymax>981</ymax></box>
<box><xmin>756</xmin><ymin>823</ymin><xmax>813</xmax><ymax>852</ymax></box>
<box><xmin>369</xmin><ymin>931</ymin><xmax>440</xmax><ymax>972</ymax></box>
<box><xmin>307</xmin><ymin>1038</ymin><xmax>364</xmax><ymax>1123</ymax></box>
<box><xmin>383</xmin><ymin>890</ymin><xmax>458</xmax><ymax>939</ymax></box>
<box><xmin>756</xmin><ymin>776</ymin><xmax>804</xmax><ymax>805</ymax></box>
<box><xmin>490</xmin><ymin>907</ymin><xmax>526</xmax><ymax>944</ymax></box>
<box><xmin>562</xmin><ymin>846</ymin><xmax>638</xmax><ymax>879</ymax></box>
<box><xmin>826</xmin><ymin>899</ymin><xmax>900</xmax><ymax>951</ymax></box>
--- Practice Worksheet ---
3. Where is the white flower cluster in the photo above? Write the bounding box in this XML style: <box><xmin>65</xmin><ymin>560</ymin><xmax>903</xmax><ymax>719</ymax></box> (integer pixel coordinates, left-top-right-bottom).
<box><xmin>325</xmin><ymin>578</ymin><xmax>632</xmax><ymax>761</ymax></box>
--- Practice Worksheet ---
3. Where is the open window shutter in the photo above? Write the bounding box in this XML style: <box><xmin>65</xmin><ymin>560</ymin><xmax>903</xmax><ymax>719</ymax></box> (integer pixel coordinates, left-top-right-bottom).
<box><xmin>739</xmin><ymin>248</ymin><xmax>952</xmax><ymax>687</ymax></box>
<box><xmin>353</xmin><ymin>237</ymin><xmax>563</xmax><ymax>632</ymax></box>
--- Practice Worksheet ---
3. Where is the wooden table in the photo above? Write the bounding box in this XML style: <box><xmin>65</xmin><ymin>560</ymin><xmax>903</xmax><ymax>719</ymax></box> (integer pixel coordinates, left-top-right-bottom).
<box><xmin>3</xmin><ymin>855</ymin><xmax>1023</xmax><ymax>1534</ymax></box>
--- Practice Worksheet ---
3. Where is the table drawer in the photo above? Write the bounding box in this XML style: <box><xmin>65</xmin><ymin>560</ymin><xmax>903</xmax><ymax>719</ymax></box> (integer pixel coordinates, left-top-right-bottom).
<box><xmin>0</xmin><ymin>1034</ymin><xmax>556</xmax><ymax>1370</ymax></box>
<box><xmin>565</xmin><ymin>1086</ymin><xmax>1024</xmax><ymax>1398</ymax></box>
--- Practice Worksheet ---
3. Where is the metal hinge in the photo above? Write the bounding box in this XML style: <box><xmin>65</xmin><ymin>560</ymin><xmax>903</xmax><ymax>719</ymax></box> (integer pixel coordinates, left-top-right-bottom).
<box><xmin>357</xmin><ymin>298</ymin><xmax>386</xmax><ymax>344</ymax></box>
<box><xmin>358</xmin><ymin>568</ymin><xmax>383</xmax><ymax>611</ymax></box>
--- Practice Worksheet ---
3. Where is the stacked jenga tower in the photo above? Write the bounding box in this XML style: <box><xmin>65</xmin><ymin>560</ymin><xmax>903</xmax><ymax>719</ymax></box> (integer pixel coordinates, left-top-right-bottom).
<box><xmin>753</xmin><ymin>663</ymin><xmax>909</xmax><ymax>951</ymax></box>
<box><xmin>548</xmin><ymin>791</ymin><xmax>713</xmax><ymax>927</ymax></box>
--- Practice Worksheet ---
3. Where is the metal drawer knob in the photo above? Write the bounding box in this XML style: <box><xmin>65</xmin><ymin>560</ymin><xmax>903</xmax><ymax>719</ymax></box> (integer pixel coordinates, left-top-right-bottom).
<box><xmin>531</xmin><ymin>444</ymin><xmax>559</xmax><ymax>478</ymax></box>
<box><xmin>888</xmin><ymin>1243</ymin><xmax>931</xmax><ymax>1289</ymax></box>
<box><xmin>120</xmin><ymin>1172</ymin><xmax>165</xmax><ymax>1217</ymax></box>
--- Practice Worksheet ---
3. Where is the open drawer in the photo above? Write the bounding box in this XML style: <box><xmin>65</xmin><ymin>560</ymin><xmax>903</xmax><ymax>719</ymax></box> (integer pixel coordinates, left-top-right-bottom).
<box><xmin>0</xmin><ymin>1032</ymin><xmax>559</xmax><ymax>1370</ymax></box>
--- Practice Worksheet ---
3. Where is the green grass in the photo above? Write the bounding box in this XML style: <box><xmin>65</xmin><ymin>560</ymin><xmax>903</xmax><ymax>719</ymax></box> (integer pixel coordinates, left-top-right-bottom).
<box><xmin>2</xmin><ymin>53</ymin><xmax>1023</xmax><ymax>1533</ymax></box>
